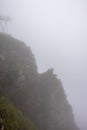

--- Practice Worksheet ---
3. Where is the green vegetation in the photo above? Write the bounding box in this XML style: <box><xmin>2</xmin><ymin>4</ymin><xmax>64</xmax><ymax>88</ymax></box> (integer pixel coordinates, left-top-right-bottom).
<box><xmin>0</xmin><ymin>97</ymin><xmax>37</xmax><ymax>130</ymax></box>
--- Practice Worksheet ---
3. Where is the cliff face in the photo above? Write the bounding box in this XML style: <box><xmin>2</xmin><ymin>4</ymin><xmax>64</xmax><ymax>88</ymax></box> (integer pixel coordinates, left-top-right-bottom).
<box><xmin>0</xmin><ymin>33</ymin><xmax>79</xmax><ymax>130</ymax></box>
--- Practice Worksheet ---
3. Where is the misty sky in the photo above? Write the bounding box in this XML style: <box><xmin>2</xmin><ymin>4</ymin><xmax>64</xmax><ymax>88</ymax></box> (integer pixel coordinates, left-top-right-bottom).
<box><xmin>0</xmin><ymin>0</ymin><xmax>87</xmax><ymax>129</ymax></box>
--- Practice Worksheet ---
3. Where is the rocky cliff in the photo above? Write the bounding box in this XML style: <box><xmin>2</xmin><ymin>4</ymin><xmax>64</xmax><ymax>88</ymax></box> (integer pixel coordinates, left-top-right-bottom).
<box><xmin>0</xmin><ymin>33</ymin><xmax>79</xmax><ymax>130</ymax></box>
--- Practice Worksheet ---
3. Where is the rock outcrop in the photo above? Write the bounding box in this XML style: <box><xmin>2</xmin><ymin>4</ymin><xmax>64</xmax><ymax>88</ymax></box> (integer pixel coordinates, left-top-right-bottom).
<box><xmin>0</xmin><ymin>33</ymin><xmax>79</xmax><ymax>130</ymax></box>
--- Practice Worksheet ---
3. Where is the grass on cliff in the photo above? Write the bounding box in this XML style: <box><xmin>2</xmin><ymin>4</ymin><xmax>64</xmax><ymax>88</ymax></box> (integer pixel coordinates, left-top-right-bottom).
<box><xmin>0</xmin><ymin>97</ymin><xmax>37</xmax><ymax>130</ymax></box>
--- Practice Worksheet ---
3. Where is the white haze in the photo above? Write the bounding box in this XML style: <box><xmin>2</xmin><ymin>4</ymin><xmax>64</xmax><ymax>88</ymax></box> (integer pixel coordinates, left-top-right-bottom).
<box><xmin>0</xmin><ymin>0</ymin><xmax>87</xmax><ymax>129</ymax></box>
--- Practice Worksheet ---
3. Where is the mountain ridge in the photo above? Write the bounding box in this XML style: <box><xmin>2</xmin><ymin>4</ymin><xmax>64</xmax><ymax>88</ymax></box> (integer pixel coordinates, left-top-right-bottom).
<box><xmin>0</xmin><ymin>33</ymin><xmax>79</xmax><ymax>130</ymax></box>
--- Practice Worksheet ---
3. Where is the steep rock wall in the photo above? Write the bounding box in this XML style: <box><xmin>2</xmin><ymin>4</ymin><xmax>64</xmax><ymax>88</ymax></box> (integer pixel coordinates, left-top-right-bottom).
<box><xmin>0</xmin><ymin>33</ymin><xmax>79</xmax><ymax>130</ymax></box>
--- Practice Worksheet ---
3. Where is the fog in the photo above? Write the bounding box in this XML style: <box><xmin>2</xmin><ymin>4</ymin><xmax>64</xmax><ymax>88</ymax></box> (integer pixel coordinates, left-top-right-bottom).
<box><xmin>0</xmin><ymin>0</ymin><xmax>87</xmax><ymax>129</ymax></box>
